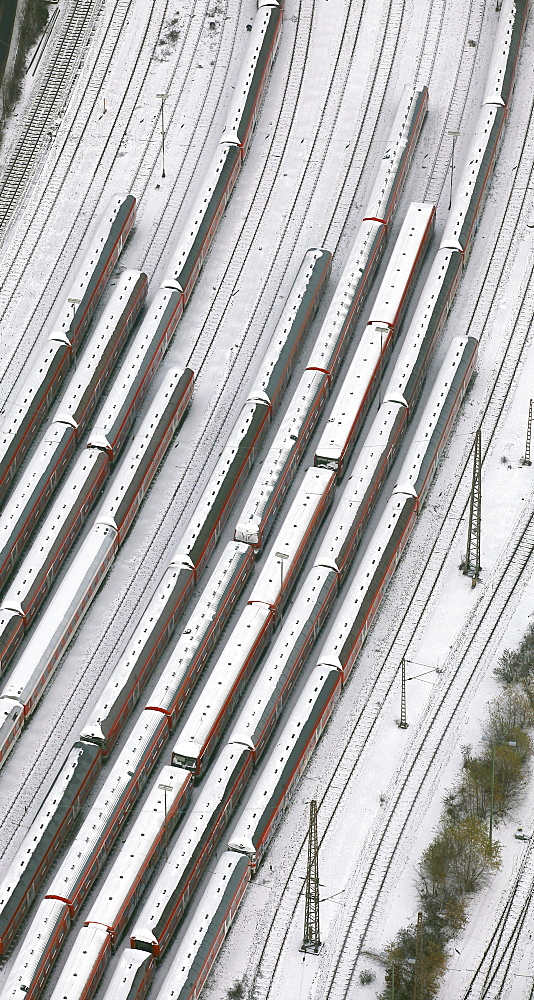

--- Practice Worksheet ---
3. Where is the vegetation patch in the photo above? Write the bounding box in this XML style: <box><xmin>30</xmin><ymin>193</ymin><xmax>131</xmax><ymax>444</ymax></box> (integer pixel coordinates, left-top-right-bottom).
<box><xmin>376</xmin><ymin>623</ymin><xmax>534</xmax><ymax>999</ymax></box>
<box><xmin>1</xmin><ymin>0</ymin><xmax>49</xmax><ymax>134</ymax></box>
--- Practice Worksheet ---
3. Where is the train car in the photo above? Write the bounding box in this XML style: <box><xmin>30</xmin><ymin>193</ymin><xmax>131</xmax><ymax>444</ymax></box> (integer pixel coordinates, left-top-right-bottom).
<box><xmin>439</xmin><ymin>105</ymin><xmax>505</xmax><ymax>260</ymax></box>
<box><xmin>317</xmin><ymin>494</ymin><xmax>417</xmax><ymax>682</ymax></box>
<box><xmin>49</xmin><ymin>770</ymin><xmax>192</xmax><ymax>1000</ymax></box>
<box><xmin>230</xmin><ymin>566</ymin><xmax>338</xmax><ymax>761</ymax></box>
<box><xmin>0</xmin><ymin>898</ymin><xmax>71</xmax><ymax>1000</ymax></box>
<box><xmin>393</xmin><ymin>335</ymin><xmax>478</xmax><ymax>506</ymax></box>
<box><xmin>314</xmin><ymin>401</ymin><xmax>408</xmax><ymax>581</ymax></box>
<box><xmin>482</xmin><ymin>0</ymin><xmax>528</xmax><ymax>108</ymax></box>
<box><xmin>171</xmin><ymin>603</ymin><xmax>273</xmax><ymax>776</ymax></box>
<box><xmin>0</xmin><ymin>422</ymin><xmax>76</xmax><ymax>593</ymax></box>
<box><xmin>220</xmin><ymin>5</ymin><xmax>283</xmax><ymax>156</ymax></box>
<box><xmin>154</xmin><ymin>853</ymin><xmax>250</xmax><ymax>1000</ymax></box>
<box><xmin>0</xmin><ymin>609</ymin><xmax>24</xmax><ymax>673</ymax></box>
<box><xmin>228</xmin><ymin>665</ymin><xmax>342</xmax><ymax>871</ymax></box>
<box><xmin>48</xmin><ymin>924</ymin><xmax>111</xmax><ymax>1000</ymax></box>
<box><xmin>0</xmin><ymin>696</ymin><xmax>23</xmax><ymax>767</ymax></box>
<box><xmin>247</xmin><ymin>248</ymin><xmax>332</xmax><ymax>412</ymax></box>
<box><xmin>101</xmin><ymin>950</ymin><xmax>155</xmax><ymax>1000</ymax></box>
<box><xmin>87</xmin><ymin>287</ymin><xmax>184</xmax><ymax>460</ymax></box>
<box><xmin>247</xmin><ymin>467</ymin><xmax>335</xmax><ymax>622</ymax></box>
<box><xmin>98</xmin><ymin>367</ymin><xmax>194</xmax><ymax>544</ymax></box>
<box><xmin>0</xmin><ymin>741</ymin><xmax>101</xmax><ymax>958</ymax></box>
<box><xmin>233</xmin><ymin>370</ymin><xmax>329</xmax><ymax>550</ymax></box>
<box><xmin>0</xmin><ymin>195</ymin><xmax>136</xmax><ymax>504</ymax></box>
<box><xmin>79</xmin><ymin>559</ymin><xmax>194</xmax><ymax>756</ymax></box>
<box><xmin>367</xmin><ymin>203</ymin><xmax>435</xmax><ymax>328</ymax></box>
<box><xmin>1</xmin><ymin>449</ymin><xmax>110</xmax><ymax>633</ymax></box>
<box><xmin>0</xmin><ymin>341</ymin><xmax>71</xmax><ymax>505</ymax></box>
<box><xmin>172</xmin><ymin>399</ymin><xmax>270</xmax><ymax>577</ymax></box>
<box><xmin>81</xmin><ymin>541</ymin><xmax>252</xmax><ymax>757</ymax></box>
<box><xmin>0</xmin><ymin>522</ymin><xmax>117</xmax><ymax>742</ymax></box>
<box><xmin>314</xmin><ymin>204</ymin><xmax>434</xmax><ymax>477</ymax></box>
<box><xmin>130</xmin><ymin>744</ymin><xmax>253</xmax><ymax>957</ymax></box>
<box><xmin>84</xmin><ymin>768</ymin><xmax>191</xmax><ymax>945</ymax></box>
<box><xmin>49</xmin><ymin>195</ymin><xmax>137</xmax><ymax>353</ymax></box>
<box><xmin>382</xmin><ymin>248</ymin><xmax>462</xmax><ymax>412</ymax></box>
<box><xmin>363</xmin><ymin>86</ymin><xmax>429</xmax><ymax>227</ymax></box>
<box><xmin>44</xmin><ymin>712</ymin><xmax>170</xmax><ymax>921</ymax></box>
<box><xmin>305</xmin><ymin>220</ymin><xmax>386</xmax><ymax>383</ymax></box>
<box><xmin>52</xmin><ymin>270</ymin><xmax>148</xmax><ymax>441</ymax></box>
<box><xmin>161</xmin><ymin>146</ymin><xmax>241</xmax><ymax>306</ymax></box>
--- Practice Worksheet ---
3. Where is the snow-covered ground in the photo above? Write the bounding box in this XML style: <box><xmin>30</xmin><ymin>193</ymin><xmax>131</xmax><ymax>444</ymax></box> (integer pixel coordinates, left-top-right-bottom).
<box><xmin>0</xmin><ymin>0</ymin><xmax>533</xmax><ymax>998</ymax></box>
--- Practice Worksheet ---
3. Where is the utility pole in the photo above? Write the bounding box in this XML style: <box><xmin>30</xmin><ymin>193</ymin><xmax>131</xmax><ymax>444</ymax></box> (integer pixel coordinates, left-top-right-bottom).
<box><xmin>448</xmin><ymin>131</ymin><xmax>460</xmax><ymax>210</ymax></box>
<box><xmin>67</xmin><ymin>298</ymin><xmax>81</xmax><ymax>369</ymax></box>
<box><xmin>463</xmin><ymin>427</ymin><xmax>481</xmax><ymax>587</ymax></box>
<box><xmin>376</xmin><ymin>326</ymin><xmax>389</xmax><ymax>407</ymax></box>
<box><xmin>521</xmin><ymin>399</ymin><xmax>532</xmax><ymax>466</ymax></box>
<box><xmin>275</xmin><ymin>551</ymin><xmax>289</xmax><ymax>627</ymax></box>
<box><xmin>414</xmin><ymin>911</ymin><xmax>423</xmax><ymax>1000</ymax></box>
<box><xmin>399</xmin><ymin>657</ymin><xmax>408</xmax><ymax>729</ymax></box>
<box><xmin>158</xmin><ymin>782</ymin><xmax>173</xmax><ymax>861</ymax></box>
<box><xmin>156</xmin><ymin>93</ymin><xmax>167</xmax><ymax>178</ymax></box>
<box><xmin>301</xmin><ymin>800</ymin><xmax>321</xmax><ymax>954</ymax></box>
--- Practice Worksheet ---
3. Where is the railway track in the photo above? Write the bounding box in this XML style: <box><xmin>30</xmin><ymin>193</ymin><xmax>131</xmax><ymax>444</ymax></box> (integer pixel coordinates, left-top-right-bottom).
<box><xmin>318</xmin><ymin>503</ymin><xmax>534</xmax><ymax>1000</ymax></box>
<box><xmin>0</xmin><ymin>1</ymin><xmax>103</xmax><ymax>233</ymax></box>
<box><xmin>0</xmin><ymin>0</ymin><xmax>245</xmax><ymax>407</ymax></box>
<box><xmin>459</xmin><ymin>833</ymin><xmax>534</xmax><ymax>999</ymax></box>
<box><xmin>0</xmin><ymin>0</ymin><xmax>510</xmax><ymax>990</ymax></box>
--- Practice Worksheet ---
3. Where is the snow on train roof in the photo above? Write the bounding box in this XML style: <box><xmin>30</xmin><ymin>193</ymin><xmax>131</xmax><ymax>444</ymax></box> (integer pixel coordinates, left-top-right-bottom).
<box><xmin>172</xmin><ymin>603</ymin><xmax>272</xmax><ymax>753</ymax></box>
<box><xmin>306</xmin><ymin>221</ymin><xmax>384</xmax><ymax>373</ymax></box>
<box><xmin>230</xmin><ymin>566</ymin><xmax>337</xmax><ymax>748</ymax></box>
<box><xmin>317</xmin><ymin>494</ymin><xmax>416</xmax><ymax>665</ymax></box>
<box><xmin>369</xmin><ymin>202</ymin><xmax>434</xmax><ymax>327</ymax></box>
<box><xmin>1</xmin><ymin>523</ymin><xmax>116</xmax><ymax>702</ymax></box>
<box><xmin>85</xmin><ymin>767</ymin><xmax>190</xmax><ymax>928</ymax></box>
<box><xmin>247</xmin><ymin>248</ymin><xmax>331</xmax><ymax>404</ymax></box>
<box><xmin>132</xmin><ymin>746</ymin><xmax>250</xmax><ymax>934</ymax></box>
<box><xmin>46</xmin><ymin>712</ymin><xmax>165</xmax><ymax>898</ymax></box>
<box><xmin>235</xmin><ymin>369</ymin><xmax>327</xmax><ymax>537</ymax></box>
<box><xmin>148</xmin><ymin>542</ymin><xmax>252</xmax><ymax>713</ymax></box>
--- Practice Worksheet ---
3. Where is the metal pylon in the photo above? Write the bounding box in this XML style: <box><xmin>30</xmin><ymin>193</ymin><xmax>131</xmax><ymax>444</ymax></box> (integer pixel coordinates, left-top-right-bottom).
<box><xmin>463</xmin><ymin>428</ymin><xmax>481</xmax><ymax>587</ymax></box>
<box><xmin>301</xmin><ymin>800</ymin><xmax>321</xmax><ymax>953</ymax></box>
<box><xmin>399</xmin><ymin>657</ymin><xmax>408</xmax><ymax>729</ymax></box>
<box><xmin>522</xmin><ymin>399</ymin><xmax>532</xmax><ymax>466</ymax></box>
<box><xmin>414</xmin><ymin>911</ymin><xmax>423</xmax><ymax>1000</ymax></box>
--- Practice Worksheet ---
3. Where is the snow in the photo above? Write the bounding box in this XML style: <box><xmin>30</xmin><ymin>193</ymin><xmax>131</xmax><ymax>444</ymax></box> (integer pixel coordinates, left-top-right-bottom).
<box><xmin>0</xmin><ymin>0</ymin><xmax>533</xmax><ymax>998</ymax></box>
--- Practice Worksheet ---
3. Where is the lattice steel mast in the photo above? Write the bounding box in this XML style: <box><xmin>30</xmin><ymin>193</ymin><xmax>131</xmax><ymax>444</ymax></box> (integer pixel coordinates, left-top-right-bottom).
<box><xmin>302</xmin><ymin>800</ymin><xmax>321</xmax><ymax>953</ymax></box>
<box><xmin>463</xmin><ymin>427</ymin><xmax>481</xmax><ymax>587</ymax></box>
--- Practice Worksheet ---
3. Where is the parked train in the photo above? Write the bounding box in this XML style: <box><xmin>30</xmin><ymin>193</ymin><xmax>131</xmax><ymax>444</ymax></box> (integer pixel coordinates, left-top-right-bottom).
<box><xmin>172</xmin><ymin>247</ymin><xmax>332</xmax><ymax>578</ymax></box>
<box><xmin>314</xmin><ymin>201</ymin><xmax>434</xmax><ymax>477</ymax></box>
<box><xmin>48</xmin><ymin>768</ymin><xmax>191</xmax><ymax>1000</ymax></box>
<box><xmin>171</xmin><ymin>468</ymin><xmax>335</xmax><ymax>777</ymax></box>
<box><xmin>0</xmin><ymin>0</ymin><xmax>287</xmax><ymax>683</ymax></box>
<box><xmin>439</xmin><ymin>0</ymin><xmax>527</xmax><ymax>263</ymax></box>
<box><xmin>10</xmin><ymin>19</ymin><xmax>524</xmax><ymax>996</ymax></box>
<box><xmin>0</xmin><ymin>271</ymin><xmax>147</xmax><ymax>597</ymax></box>
<box><xmin>142</xmin><ymin>854</ymin><xmax>249</xmax><ymax>1000</ymax></box>
<box><xmin>117</xmin><ymin>336</ymin><xmax>478</xmax><ymax>984</ymax></box>
<box><xmin>0</xmin><ymin>195</ymin><xmax>137</xmax><ymax>506</ymax></box>
<box><xmin>234</xmin><ymin>88</ymin><xmax>428</xmax><ymax>551</ymax></box>
<box><xmin>0</xmin><ymin>368</ymin><xmax>193</xmax><ymax>768</ymax></box>
<box><xmin>0</xmin><ymin>301</ymin><xmax>193</xmax><ymax>677</ymax></box>
<box><xmin>0</xmin><ymin>77</ymin><xmax>429</xmax><ymax>996</ymax></box>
